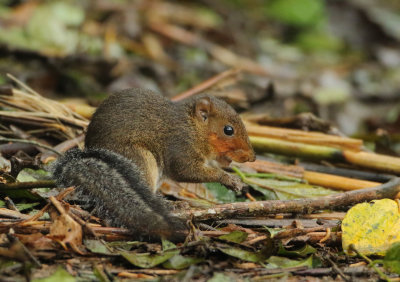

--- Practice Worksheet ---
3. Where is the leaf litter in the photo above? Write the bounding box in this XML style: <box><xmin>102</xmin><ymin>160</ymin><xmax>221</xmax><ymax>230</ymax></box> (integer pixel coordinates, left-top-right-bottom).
<box><xmin>0</xmin><ymin>0</ymin><xmax>400</xmax><ymax>281</ymax></box>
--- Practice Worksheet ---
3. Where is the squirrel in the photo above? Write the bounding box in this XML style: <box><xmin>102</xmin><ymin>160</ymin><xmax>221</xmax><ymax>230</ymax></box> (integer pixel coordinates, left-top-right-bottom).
<box><xmin>52</xmin><ymin>88</ymin><xmax>256</xmax><ymax>241</ymax></box>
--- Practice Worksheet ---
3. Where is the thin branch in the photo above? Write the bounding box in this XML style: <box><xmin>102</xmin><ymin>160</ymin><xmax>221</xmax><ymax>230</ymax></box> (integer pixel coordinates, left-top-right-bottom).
<box><xmin>171</xmin><ymin>68</ymin><xmax>241</xmax><ymax>101</ymax></box>
<box><xmin>184</xmin><ymin>177</ymin><xmax>400</xmax><ymax>221</ymax></box>
<box><xmin>0</xmin><ymin>137</ymin><xmax>61</xmax><ymax>155</ymax></box>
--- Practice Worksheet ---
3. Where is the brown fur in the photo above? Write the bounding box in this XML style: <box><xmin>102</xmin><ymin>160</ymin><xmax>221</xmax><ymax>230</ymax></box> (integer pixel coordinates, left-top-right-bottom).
<box><xmin>86</xmin><ymin>88</ymin><xmax>255</xmax><ymax>191</ymax></box>
<box><xmin>81</xmin><ymin>88</ymin><xmax>255</xmax><ymax>239</ymax></box>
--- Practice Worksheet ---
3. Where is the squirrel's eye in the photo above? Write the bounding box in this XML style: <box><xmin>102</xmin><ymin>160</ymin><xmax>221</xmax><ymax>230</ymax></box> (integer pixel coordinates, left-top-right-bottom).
<box><xmin>224</xmin><ymin>125</ymin><xmax>234</xmax><ymax>136</ymax></box>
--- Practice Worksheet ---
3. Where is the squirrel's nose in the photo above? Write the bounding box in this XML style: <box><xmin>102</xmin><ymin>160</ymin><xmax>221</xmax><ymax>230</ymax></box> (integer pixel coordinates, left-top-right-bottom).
<box><xmin>235</xmin><ymin>149</ymin><xmax>256</xmax><ymax>163</ymax></box>
<box><xmin>248</xmin><ymin>151</ymin><xmax>256</xmax><ymax>162</ymax></box>
<box><xmin>246</xmin><ymin>149</ymin><xmax>256</xmax><ymax>162</ymax></box>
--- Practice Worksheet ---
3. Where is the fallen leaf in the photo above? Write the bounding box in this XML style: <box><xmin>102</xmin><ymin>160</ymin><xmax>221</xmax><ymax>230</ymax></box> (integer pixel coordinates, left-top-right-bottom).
<box><xmin>32</xmin><ymin>266</ymin><xmax>75</xmax><ymax>282</ymax></box>
<box><xmin>342</xmin><ymin>199</ymin><xmax>400</xmax><ymax>256</ymax></box>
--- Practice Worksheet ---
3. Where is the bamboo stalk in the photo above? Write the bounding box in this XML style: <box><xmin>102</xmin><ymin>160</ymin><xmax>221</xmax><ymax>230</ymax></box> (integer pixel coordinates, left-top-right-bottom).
<box><xmin>250</xmin><ymin>136</ymin><xmax>343</xmax><ymax>160</ymax></box>
<box><xmin>245</xmin><ymin>123</ymin><xmax>362</xmax><ymax>151</ymax></box>
<box><xmin>303</xmin><ymin>171</ymin><xmax>380</xmax><ymax>191</ymax></box>
<box><xmin>250</xmin><ymin>136</ymin><xmax>400</xmax><ymax>174</ymax></box>
<box><xmin>343</xmin><ymin>150</ymin><xmax>400</xmax><ymax>174</ymax></box>
<box><xmin>244</xmin><ymin>159</ymin><xmax>381</xmax><ymax>191</ymax></box>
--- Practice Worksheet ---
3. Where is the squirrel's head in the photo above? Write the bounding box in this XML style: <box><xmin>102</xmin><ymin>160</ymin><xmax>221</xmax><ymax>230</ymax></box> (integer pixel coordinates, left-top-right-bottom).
<box><xmin>193</xmin><ymin>95</ymin><xmax>256</xmax><ymax>166</ymax></box>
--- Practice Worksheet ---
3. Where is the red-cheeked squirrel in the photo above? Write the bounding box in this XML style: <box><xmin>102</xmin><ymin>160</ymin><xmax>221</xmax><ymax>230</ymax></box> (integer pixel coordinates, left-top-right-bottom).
<box><xmin>52</xmin><ymin>88</ymin><xmax>255</xmax><ymax>241</ymax></box>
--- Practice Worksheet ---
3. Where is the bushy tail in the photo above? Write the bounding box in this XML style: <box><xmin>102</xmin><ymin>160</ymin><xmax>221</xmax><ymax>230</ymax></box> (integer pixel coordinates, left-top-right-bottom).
<box><xmin>51</xmin><ymin>148</ymin><xmax>187</xmax><ymax>242</ymax></box>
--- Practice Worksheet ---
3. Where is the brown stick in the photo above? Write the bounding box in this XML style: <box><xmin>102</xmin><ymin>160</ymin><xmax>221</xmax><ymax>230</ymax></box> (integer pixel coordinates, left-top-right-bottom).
<box><xmin>0</xmin><ymin>180</ymin><xmax>56</xmax><ymax>190</ymax></box>
<box><xmin>0</xmin><ymin>137</ymin><xmax>61</xmax><ymax>155</ymax></box>
<box><xmin>185</xmin><ymin>177</ymin><xmax>400</xmax><ymax>221</ymax></box>
<box><xmin>171</xmin><ymin>68</ymin><xmax>241</xmax><ymax>101</ymax></box>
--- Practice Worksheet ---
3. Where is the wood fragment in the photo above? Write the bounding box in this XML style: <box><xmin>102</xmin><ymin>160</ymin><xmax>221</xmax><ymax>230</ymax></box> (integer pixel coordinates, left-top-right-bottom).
<box><xmin>0</xmin><ymin>208</ymin><xmax>30</xmax><ymax>220</ymax></box>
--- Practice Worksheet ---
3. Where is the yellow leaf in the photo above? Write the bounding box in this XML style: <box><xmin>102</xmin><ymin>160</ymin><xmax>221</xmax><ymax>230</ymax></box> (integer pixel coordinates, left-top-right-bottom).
<box><xmin>342</xmin><ymin>199</ymin><xmax>400</xmax><ymax>256</ymax></box>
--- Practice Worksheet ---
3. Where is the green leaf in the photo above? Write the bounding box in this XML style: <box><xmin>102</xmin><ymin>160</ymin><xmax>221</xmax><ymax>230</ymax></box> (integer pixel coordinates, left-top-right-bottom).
<box><xmin>162</xmin><ymin>239</ymin><xmax>176</xmax><ymax>251</ymax></box>
<box><xmin>266</xmin><ymin>0</ymin><xmax>325</xmax><ymax>27</ymax></box>
<box><xmin>205</xmin><ymin>183</ymin><xmax>237</xmax><ymax>203</ymax></box>
<box><xmin>218</xmin><ymin>231</ymin><xmax>248</xmax><ymax>243</ymax></box>
<box><xmin>93</xmin><ymin>265</ymin><xmax>111</xmax><ymax>282</ymax></box>
<box><xmin>277</xmin><ymin>244</ymin><xmax>317</xmax><ymax>258</ymax></box>
<box><xmin>106</xmin><ymin>241</ymin><xmax>142</xmax><ymax>251</ymax></box>
<box><xmin>296</xmin><ymin>30</ymin><xmax>343</xmax><ymax>52</ymax></box>
<box><xmin>264</xmin><ymin>227</ymin><xmax>284</xmax><ymax>238</ymax></box>
<box><xmin>33</xmin><ymin>266</ymin><xmax>75</xmax><ymax>282</ymax></box>
<box><xmin>208</xmin><ymin>272</ymin><xmax>233</xmax><ymax>282</ymax></box>
<box><xmin>266</xmin><ymin>255</ymin><xmax>314</xmax><ymax>269</ymax></box>
<box><xmin>383</xmin><ymin>242</ymin><xmax>400</xmax><ymax>274</ymax></box>
<box><xmin>163</xmin><ymin>255</ymin><xmax>204</xmax><ymax>270</ymax></box>
<box><xmin>217</xmin><ymin>244</ymin><xmax>270</xmax><ymax>263</ymax></box>
<box><xmin>121</xmin><ymin>249</ymin><xmax>179</xmax><ymax>268</ymax></box>
<box><xmin>15</xmin><ymin>202</ymin><xmax>40</xmax><ymax>211</ymax></box>
<box><xmin>84</xmin><ymin>240</ymin><xmax>113</xmax><ymax>255</ymax></box>
<box><xmin>249</xmin><ymin>178</ymin><xmax>336</xmax><ymax>200</ymax></box>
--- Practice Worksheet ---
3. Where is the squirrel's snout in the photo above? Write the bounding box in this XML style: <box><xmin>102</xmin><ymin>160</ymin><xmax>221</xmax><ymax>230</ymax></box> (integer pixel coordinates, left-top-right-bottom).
<box><xmin>230</xmin><ymin>149</ymin><xmax>256</xmax><ymax>163</ymax></box>
<box><xmin>247</xmin><ymin>150</ymin><xmax>256</xmax><ymax>162</ymax></box>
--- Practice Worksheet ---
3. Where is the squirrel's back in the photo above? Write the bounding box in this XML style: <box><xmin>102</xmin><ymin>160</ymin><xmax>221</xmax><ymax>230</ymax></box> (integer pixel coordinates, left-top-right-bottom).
<box><xmin>85</xmin><ymin>88</ymin><xmax>179</xmax><ymax>161</ymax></box>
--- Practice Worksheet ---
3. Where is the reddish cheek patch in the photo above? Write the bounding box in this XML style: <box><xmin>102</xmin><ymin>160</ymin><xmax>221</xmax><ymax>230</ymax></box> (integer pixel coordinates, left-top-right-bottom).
<box><xmin>208</xmin><ymin>133</ymin><xmax>255</xmax><ymax>163</ymax></box>
<box><xmin>208</xmin><ymin>133</ymin><xmax>238</xmax><ymax>155</ymax></box>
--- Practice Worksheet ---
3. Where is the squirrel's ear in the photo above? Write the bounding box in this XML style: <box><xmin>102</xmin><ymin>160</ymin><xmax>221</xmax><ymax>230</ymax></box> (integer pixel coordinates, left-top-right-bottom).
<box><xmin>195</xmin><ymin>97</ymin><xmax>211</xmax><ymax>122</ymax></box>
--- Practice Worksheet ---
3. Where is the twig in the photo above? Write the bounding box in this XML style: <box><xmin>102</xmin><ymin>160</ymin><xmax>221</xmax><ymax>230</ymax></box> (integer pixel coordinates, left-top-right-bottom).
<box><xmin>185</xmin><ymin>177</ymin><xmax>400</xmax><ymax>221</ymax></box>
<box><xmin>273</xmin><ymin>226</ymin><xmax>327</xmax><ymax>239</ymax></box>
<box><xmin>6</xmin><ymin>233</ymin><xmax>42</xmax><ymax>267</ymax></box>
<box><xmin>7</xmin><ymin>73</ymin><xmax>41</xmax><ymax>97</ymax></box>
<box><xmin>0</xmin><ymin>180</ymin><xmax>56</xmax><ymax>190</ymax></box>
<box><xmin>326</xmin><ymin>257</ymin><xmax>350</xmax><ymax>282</ymax></box>
<box><xmin>171</xmin><ymin>68</ymin><xmax>241</xmax><ymax>101</ymax></box>
<box><xmin>0</xmin><ymin>137</ymin><xmax>61</xmax><ymax>155</ymax></box>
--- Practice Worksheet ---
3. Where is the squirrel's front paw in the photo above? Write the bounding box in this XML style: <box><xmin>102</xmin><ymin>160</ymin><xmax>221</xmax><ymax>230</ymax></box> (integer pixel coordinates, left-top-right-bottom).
<box><xmin>224</xmin><ymin>175</ymin><xmax>246</xmax><ymax>193</ymax></box>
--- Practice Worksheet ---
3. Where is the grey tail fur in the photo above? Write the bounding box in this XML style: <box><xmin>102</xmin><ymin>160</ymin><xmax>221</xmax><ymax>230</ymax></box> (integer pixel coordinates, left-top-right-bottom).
<box><xmin>51</xmin><ymin>148</ymin><xmax>186</xmax><ymax>242</ymax></box>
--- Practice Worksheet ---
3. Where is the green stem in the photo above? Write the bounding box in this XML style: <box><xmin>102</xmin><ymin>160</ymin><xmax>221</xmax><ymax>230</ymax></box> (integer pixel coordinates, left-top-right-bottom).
<box><xmin>349</xmin><ymin>244</ymin><xmax>392</xmax><ymax>282</ymax></box>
